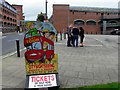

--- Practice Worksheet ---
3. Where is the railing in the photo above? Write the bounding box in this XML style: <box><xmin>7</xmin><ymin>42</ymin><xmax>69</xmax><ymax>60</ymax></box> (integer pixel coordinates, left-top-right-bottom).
<box><xmin>99</xmin><ymin>24</ymin><xmax>119</xmax><ymax>27</ymax></box>
<box><xmin>106</xmin><ymin>24</ymin><xmax>119</xmax><ymax>27</ymax></box>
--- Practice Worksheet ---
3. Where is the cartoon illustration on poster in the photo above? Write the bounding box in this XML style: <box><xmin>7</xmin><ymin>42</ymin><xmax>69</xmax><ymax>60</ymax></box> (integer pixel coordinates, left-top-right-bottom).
<box><xmin>24</xmin><ymin>21</ymin><xmax>58</xmax><ymax>75</ymax></box>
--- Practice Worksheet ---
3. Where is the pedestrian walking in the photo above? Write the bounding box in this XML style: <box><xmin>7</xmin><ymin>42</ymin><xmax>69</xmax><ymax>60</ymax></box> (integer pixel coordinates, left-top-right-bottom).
<box><xmin>72</xmin><ymin>25</ymin><xmax>79</xmax><ymax>47</ymax></box>
<box><xmin>79</xmin><ymin>27</ymin><xmax>85</xmax><ymax>47</ymax></box>
<box><xmin>66</xmin><ymin>24</ymin><xmax>73</xmax><ymax>47</ymax></box>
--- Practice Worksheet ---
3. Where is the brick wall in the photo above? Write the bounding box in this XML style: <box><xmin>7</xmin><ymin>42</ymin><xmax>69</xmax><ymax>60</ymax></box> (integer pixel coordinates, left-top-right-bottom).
<box><xmin>52</xmin><ymin>4</ymin><xmax>69</xmax><ymax>33</ymax></box>
<box><xmin>52</xmin><ymin>4</ymin><xmax>119</xmax><ymax>34</ymax></box>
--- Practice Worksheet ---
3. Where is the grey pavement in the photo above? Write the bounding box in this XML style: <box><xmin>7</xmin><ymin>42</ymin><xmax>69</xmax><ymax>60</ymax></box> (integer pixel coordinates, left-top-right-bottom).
<box><xmin>1</xmin><ymin>34</ymin><xmax>119</xmax><ymax>89</ymax></box>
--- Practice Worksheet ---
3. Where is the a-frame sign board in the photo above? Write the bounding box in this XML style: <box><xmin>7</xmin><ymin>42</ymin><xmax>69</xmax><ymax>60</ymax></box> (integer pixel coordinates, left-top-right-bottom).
<box><xmin>24</xmin><ymin>21</ymin><xmax>60</xmax><ymax>89</ymax></box>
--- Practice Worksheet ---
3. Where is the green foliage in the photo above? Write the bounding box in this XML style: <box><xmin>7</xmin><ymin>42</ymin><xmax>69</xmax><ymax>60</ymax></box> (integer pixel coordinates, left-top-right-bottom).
<box><xmin>37</xmin><ymin>12</ymin><xmax>45</xmax><ymax>22</ymax></box>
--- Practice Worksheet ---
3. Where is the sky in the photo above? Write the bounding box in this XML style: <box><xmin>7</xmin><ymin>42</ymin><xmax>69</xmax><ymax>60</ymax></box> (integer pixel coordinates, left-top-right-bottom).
<box><xmin>6</xmin><ymin>0</ymin><xmax>120</xmax><ymax>21</ymax></box>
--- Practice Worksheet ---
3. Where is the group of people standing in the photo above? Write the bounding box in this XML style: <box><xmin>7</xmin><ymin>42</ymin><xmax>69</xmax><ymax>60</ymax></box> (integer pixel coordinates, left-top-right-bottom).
<box><xmin>66</xmin><ymin>24</ymin><xmax>85</xmax><ymax>47</ymax></box>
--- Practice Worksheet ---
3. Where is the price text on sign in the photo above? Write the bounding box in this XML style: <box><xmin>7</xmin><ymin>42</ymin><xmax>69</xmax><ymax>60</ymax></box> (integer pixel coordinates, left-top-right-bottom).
<box><xmin>29</xmin><ymin>74</ymin><xmax>57</xmax><ymax>88</ymax></box>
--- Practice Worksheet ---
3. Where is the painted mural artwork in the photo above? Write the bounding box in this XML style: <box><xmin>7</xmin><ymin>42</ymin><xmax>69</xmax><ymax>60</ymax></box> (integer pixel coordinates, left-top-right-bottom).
<box><xmin>24</xmin><ymin>21</ymin><xmax>58</xmax><ymax>75</ymax></box>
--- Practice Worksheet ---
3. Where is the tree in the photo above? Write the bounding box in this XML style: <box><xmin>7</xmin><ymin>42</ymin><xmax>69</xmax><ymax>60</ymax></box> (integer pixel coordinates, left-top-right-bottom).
<box><xmin>37</xmin><ymin>12</ymin><xmax>45</xmax><ymax>22</ymax></box>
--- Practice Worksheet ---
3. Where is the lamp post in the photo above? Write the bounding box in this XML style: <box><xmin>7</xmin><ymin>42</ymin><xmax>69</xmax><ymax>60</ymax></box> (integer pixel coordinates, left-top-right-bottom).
<box><xmin>45</xmin><ymin>0</ymin><xmax>48</xmax><ymax>20</ymax></box>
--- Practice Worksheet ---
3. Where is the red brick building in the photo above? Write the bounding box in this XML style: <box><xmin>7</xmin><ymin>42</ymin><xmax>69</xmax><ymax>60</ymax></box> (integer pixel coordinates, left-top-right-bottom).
<box><xmin>51</xmin><ymin>4</ymin><xmax>119</xmax><ymax>34</ymax></box>
<box><xmin>0</xmin><ymin>1</ymin><xmax>3</xmax><ymax>32</ymax></box>
<box><xmin>0</xmin><ymin>0</ymin><xmax>25</xmax><ymax>33</ymax></box>
<box><xmin>12</xmin><ymin>5</ymin><xmax>24</xmax><ymax>25</ymax></box>
<box><xmin>12</xmin><ymin>4</ymin><xmax>25</xmax><ymax>32</ymax></box>
<box><xmin>1</xmin><ymin>0</ymin><xmax>17</xmax><ymax>33</ymax></box>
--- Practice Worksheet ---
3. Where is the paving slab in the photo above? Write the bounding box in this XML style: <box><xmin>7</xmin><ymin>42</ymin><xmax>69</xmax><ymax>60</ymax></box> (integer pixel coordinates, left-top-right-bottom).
<box><xmin>1</xmin><ymin>35</ymin><xmax>118</xmax><ymax>89</ymax></box>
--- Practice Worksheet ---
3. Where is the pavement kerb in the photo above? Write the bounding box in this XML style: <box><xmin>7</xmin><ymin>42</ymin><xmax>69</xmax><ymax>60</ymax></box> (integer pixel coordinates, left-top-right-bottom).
<box><xmin>2</xmin><ymin>32</ymin><xmax>23</xmax><ymax>36</ymax></box>
<box><xmin>1</xmin><ymin>47</ymin><xmax>26</xmax><ymax>59</ymax></box>
<box><xmin>1</xmin><ymin>38</ymin><xmax>63</xmax><ymax>59</ymax></box>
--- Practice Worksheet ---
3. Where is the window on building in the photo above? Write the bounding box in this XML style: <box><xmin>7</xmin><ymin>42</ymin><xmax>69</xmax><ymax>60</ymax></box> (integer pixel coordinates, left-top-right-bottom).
<box><xmin>72</xmin><ymin>11</ymin><xmax>74</xmax><ymax>14</ymax></box>
<box><xmin>101</xmin><ymin>13</ymin><xmax>104</xmax><ymax>16</ymax></box>
<box><xmin>3</xmin><ymin>15</ymin><xmax>6</xmax><ymax>19</ymax></box>
<box><xmin>10</xmin><ymin>18</ymin><xmax>12</xmax><ymax>21</ymax></box>
<box><xmin>86</xmin><ymin>20</ymin><xmax>96</xmax><ymax>25</ymax></box>
<box><xmin>7</xmin><ymin>17</ymin><xmax>9</xmax><ymax>20</ymax></box>
<box><xmin>98</xmin><ymin>20</ymin><xmax>103</xmax><ymax>26</ymax></box>
<box><xmin>7</xmin><ymin>23</ymin><xmax>9</xmax><ymax>27</ymax></box>
<box><xmin>2</xmin><ymin>9</ymin><xmax>4</xmax><ymax>12</ymax></box>
<box><xmin>74</xmin><ymin>19</ymin><xmax>85</xmax><ymax>25</ymax></box>
<box><xmin>109</xmin><ymin>21</ymin><xmax>117</xmax><ymax>25</ymax></box>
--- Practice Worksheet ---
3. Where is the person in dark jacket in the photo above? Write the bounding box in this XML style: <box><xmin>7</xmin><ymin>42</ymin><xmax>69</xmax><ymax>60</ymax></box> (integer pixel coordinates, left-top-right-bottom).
<box><xmin>66</xmin><ymin>24</ymin><xmax>73</xmax><ymax>47</ymax></box>
<box><xmin>79</xmin><ymin>27</ymin><xmax>85</xmax><ymax>47</ymax></box>
<box><xmin>72</xmin><ymin>25</ymin><xmax>79</xmax><ymax>47</ymax></box>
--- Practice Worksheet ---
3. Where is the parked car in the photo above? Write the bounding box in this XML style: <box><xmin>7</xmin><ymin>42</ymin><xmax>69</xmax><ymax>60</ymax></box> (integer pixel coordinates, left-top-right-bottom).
<box><xmin>115</xmin><ymin>30</ymin><xmax>120</xmax><ymax>35</ymax></box>
<box><xmin>110</xmin><ymin>29</ymin><xmax>120</xmax><ymax>35</ymax></box>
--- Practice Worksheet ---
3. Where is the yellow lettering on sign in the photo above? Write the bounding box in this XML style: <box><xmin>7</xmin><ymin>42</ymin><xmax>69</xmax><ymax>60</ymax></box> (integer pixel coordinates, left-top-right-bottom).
<box><xmin>26</xmin><ymin>37</ymin><xmax>39</xmax><ymax>44</ymax></box>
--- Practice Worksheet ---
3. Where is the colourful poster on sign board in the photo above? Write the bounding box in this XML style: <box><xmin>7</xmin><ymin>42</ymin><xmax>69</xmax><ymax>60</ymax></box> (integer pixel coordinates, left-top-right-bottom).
<box><xmin>25</xmin><ymin>21</ymin><xmax>42</xmax><ymax>30</ymax></box>
<box><xmin>25</xmin><ymin>54</ymin><xmax>58</xmax><ymax>75</ymax></box>
<box><xmin>24</xmin><ymin>21</ymin><xmax>58</xmax><ymax>75</ymax></box>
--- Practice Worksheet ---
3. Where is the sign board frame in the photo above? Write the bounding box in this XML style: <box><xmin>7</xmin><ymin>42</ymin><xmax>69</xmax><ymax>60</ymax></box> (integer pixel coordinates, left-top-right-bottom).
<box><xmin>25</xmin><ymin>74</ymin><xmax>60</xmax><ymax>88</ymax></box>
<box><xmin>24</xmin><ymin>21</ymin><xmax>60</xmax><ymax>89</ymax></box>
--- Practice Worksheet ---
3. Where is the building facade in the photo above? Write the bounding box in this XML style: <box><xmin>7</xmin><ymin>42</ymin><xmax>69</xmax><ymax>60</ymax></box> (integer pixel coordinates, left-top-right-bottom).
<box><xmin>0</xmin><ymin>0</ymin><xmax>25</xmax><ymax>33</ymax></box>
<box><xmin>0</xmin><ymin>1</ymin><xmax>2</xmax><ymax>32</ymax></box>
<box><xmin>1</xmin><ymin>0</ymin><xmax>17</xmax><ymax>33</ymax></box>
<box><xmin>12</xmin><ymin>4</ymin><xmax>25</xmax><ymax>32</ymax></box>
<box><xmin>51</xmin><ymin>4</ymin><xmax>119</xmax><ymax>34</ymax></box>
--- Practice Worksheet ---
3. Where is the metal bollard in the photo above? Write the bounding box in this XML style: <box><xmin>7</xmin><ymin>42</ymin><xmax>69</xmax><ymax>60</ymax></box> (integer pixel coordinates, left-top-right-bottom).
<box><xmin>60</xmin><ymin>33</ymin><xmax>62</xmax><ymax>40</ymax></box>
<box><xmin>56</xmin><ymin>34</ymin><xmax>58</xmax><ymax>42</ymax></box>
<box><xmin>64</xmin><ymin>33</ymin><xmax>66</xmax><ymax>39</ymax></box>
<box><xmin>16</xmin><ymin>39</ymin><xmax>20</xmax><ymax>57</ymax></box>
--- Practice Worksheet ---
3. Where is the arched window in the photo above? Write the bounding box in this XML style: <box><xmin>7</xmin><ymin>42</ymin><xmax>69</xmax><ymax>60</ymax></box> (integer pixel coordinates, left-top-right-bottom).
<box><xmin>7</xmin><ymin>17</ymin><xmax>9</xmax><ymax>20</ymax></box>
<box><xmin>74</xmin><ymin>19</ymin><xmax>85</xmax><ymax>25</ymax></box>
<box><xmin>4</xmin><ymin>22</ymin><xmax>7</xmax><ymax>27</ymax></box>
<box><xmin>86</xmin><ymin>19</ymin><xmax>96</xmax><ymax>25</ymax></box>
<box><xmin>4</xmin><ymin>15</ymin><xmax>6</xmax><ymax>19</ymax></box>
<box><xmin>98</xmin><ymin>20</ymin><xmax>103</xmax><ymax>26</ymax></box>
<box><xmin>7</xmin><ymin>23</ymin><xmax>9</xmax><ymax>25</ymax></box>
<box><xmin>108</xmin><ymin>21</ymin><xmax>117</xmax><ymax>25</ymax></box>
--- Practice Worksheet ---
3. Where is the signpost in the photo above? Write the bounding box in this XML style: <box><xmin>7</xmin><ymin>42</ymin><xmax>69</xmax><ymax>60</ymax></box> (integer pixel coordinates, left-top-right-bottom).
<box><xmin>24</xmin><ymin>21</ymin><xmax>60</xmax><ymax>89</ymax></box>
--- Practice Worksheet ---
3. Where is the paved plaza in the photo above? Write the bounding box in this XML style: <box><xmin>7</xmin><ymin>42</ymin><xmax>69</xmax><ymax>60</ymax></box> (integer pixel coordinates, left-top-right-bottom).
<box><xmin>1</xmin><ymin>35</ymin><xmax>119</xmax><ymax>89</ymax></box>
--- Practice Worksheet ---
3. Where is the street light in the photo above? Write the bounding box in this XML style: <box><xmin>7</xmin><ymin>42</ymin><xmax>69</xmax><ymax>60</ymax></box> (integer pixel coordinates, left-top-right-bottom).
<box><xmin>45</xmin><ymin>0</ymin><xmax>48</xmax><ymax>20</ymax></box>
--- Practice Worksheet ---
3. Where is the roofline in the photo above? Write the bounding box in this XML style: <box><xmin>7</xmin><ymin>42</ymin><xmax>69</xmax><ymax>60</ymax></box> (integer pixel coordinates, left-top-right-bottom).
<box><xmin>70</xmin><ymin>6</ymin><xmax>119</xmax><ymax>10</ymax></box>
<box><xmin>53</xmin><ymin>4</ymin><xmax>69</xmax><ymax>6</ymax></box>
<box><xmin>12</xmin><ymin>4</ymin><xmax>23</xmax><ymax>6</ymax></box>
<box><xmin>4</xmin><ymin>1</ymin><xmax>16</xmax><ymax>10</ymax></box>
<box><xmin>70</xmin><ymin>6</ymin><xmax>119</xmax><ymax>13</ymax></box>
